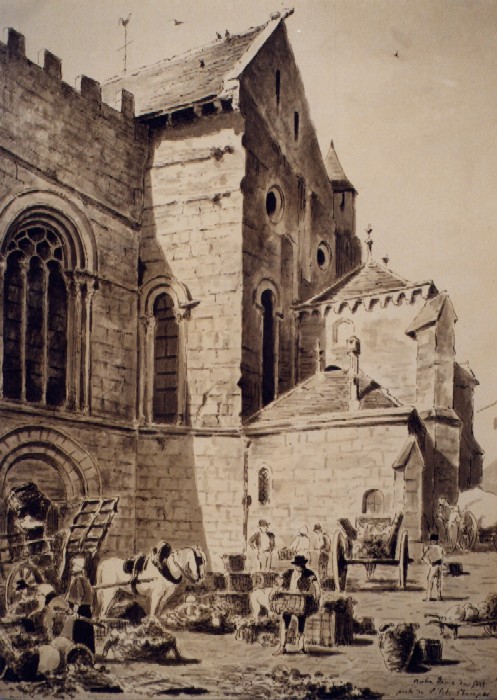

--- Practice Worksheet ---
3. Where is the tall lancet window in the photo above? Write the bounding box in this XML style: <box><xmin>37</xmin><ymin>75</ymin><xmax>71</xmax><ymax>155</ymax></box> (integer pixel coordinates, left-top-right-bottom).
<box><xmin>153</xmin><ymin>293</ymin><xmax>179</xmax><ymax>424</ymax></box>
<box><xmin>261</xmin><ymin>289</ymin><xmax>276</xmax><ymax>407</ymax></box>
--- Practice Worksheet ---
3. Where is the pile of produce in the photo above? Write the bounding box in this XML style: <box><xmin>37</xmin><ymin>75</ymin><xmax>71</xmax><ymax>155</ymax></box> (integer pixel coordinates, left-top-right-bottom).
<box><xmin>234</xmin><ymin>616</ymin><xmax>279</xmax><ymax>646</ymax></box>
<box><xmin>160</xmin><ymin>596</ymin><xmax>235</xmax><ymax>634</ymax></box>
<box><xmin>268</xmin><ymin>666</ymin><xmax>382</xmax><ymax>699</ymax></box>
<box><xmin>102</xmin><ymin>619</ymin><xmax>181</xmax><ymax>662</ymax></box>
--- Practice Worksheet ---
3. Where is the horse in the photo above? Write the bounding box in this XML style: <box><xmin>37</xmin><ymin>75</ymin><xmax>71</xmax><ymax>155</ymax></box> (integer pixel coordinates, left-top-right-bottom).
<box><xmin>95</xmin><ymin>543</ymin><xmax>207</xmax><ymax>619</ymax></box>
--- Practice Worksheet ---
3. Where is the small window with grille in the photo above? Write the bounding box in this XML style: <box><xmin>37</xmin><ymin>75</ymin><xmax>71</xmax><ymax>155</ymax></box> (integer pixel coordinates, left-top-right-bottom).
<box><xmin>258</xmin><ymin>467</ymin><xmax>270</xmax><ymax>505</ymax></box>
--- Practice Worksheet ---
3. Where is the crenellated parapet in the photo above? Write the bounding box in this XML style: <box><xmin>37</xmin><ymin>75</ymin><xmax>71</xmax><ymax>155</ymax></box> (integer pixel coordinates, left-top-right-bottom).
<box><xmin>2</xmin><ymin>28</ymin><xmax>136</xmax><ymax>123</ymax></box>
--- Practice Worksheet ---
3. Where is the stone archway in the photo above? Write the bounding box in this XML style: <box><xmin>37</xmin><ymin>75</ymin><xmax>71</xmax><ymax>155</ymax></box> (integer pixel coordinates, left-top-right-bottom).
<box><xmin>0</xmin><ymin>425</ymin><xmax>101</xmax><ymax>507</ymax></box>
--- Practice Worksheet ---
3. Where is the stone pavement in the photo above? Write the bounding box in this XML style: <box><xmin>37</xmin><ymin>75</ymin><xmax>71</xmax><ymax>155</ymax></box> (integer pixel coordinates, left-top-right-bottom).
<box><xmin>107</xmin><ymin>551</ymin><xmax>497</xmax><ymax>699</ymax></box>
<box><xmin>1</xmin><ymin>551</ymin><xmax>496</xmax><ymax>699</ymax></box>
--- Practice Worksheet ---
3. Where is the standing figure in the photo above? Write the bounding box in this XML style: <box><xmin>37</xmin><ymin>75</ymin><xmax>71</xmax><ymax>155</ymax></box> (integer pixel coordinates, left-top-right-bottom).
<box><xmin>66</xmin><ymin>554</ymin><xmax>95</xmax><ymax>653</ymax></box>
<box><xmin>312</xmin><ymin>524</ymin><xmax>331</xmax><ymax>581</ymax></box>
<box><xmin>273</xmin><ymin>555</ymin><xmax>320</xmax><ymax>655</ymax></box>
<box><xmin>422</xmin><ymin>533</ymin><xmax>444</xmax><ymax>601</ymax></box>
<box><xmin>436</xmin><ymin>497</ymin><xmax>451</xmax><ymax>544</ymax></box>
<box><xmin>447</xmin><ymin>505</ymin><xmax>462</xmax><ymax>551</ymax></box>
<box><xmin>289</xmin><ymin>525</ymin><xmax>311</xmax><ymax>561</ymax></box>
<box><xmin>249</xmin><ymin>519</ymin><xmax>276</xmax><ymax>571</ymax></box>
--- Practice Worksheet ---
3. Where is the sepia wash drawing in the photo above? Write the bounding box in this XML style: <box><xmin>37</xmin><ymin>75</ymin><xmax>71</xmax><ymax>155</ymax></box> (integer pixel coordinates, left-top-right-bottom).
<box><xmin>0</xmin><ymin>5</ymin><xmax>496</xmax><ymax>699</ymax></box>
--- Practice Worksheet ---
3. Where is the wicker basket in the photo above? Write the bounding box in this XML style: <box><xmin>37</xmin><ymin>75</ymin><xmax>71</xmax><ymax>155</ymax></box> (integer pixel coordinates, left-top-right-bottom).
<box><xmin>278</xmin><ymin>547</ymin><xmax>294</xmax><ymax>561</ymax></box>
<box><xmin>221</xmin><ymin>554</ymin><xmax>246</xmax><ymax>573</ymax></box>
<box><xmin>270</xmin><ymin>592</ymin><xmax>310</xmax><ymax>615</ymax></box>
<box><xmin>227</xmin><ymin>573</ymin><xmax>253</xmax><ymax>593</ymax></box>
<box><xmin>252</xmin><ymin>571</ymin><xmax>279</xmax><ymax>589</ymax></box>
<box><xmin>94</xmin><ymin>618</ymin><xmax>131</xmax><ymax>641</ymax></box>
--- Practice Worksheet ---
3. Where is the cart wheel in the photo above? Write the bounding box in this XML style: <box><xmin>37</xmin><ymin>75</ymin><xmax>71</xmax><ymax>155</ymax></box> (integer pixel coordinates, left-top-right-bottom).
<box><xmin>5</xmin><ymin>561</ymin><xmax>43</xmax><ymax>609</ymax></box>
<box><xmin>65</xmin><ymin>644</ymin><xmax>94</xmax><ymax>669</ymax></box>
<box><xmin>459</xmin><ymin>511</ymin><xmax>478</xmax><ymax>551</ymax></box>
<box><xmin>398</xmin><ymin>531</ymin><xmax>409</xmax><ymax>589</ymax></box>
<box><xmin>331</xmin><ymin>530</ymin><xmax>348</xmax><ymax>592</ymax></box>
<box><xmin>483</xmin><ymin>623</ymin><xmax>497</xmax><ymax>637</ymax></box>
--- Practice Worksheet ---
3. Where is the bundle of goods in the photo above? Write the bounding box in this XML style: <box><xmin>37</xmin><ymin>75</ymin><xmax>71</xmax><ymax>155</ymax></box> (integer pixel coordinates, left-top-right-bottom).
<box><xmin>221</xmin><ymin>554</ymin><xmax>245</xmax><ymax>573</ymax></box>
<box><xmin>234</xmin><ymin>617</ymin><xmax>279</xmax><ymax>646</ymax></box>
<box><xmin>446</xmin><ymin>562</ymin><xmax>464</xmax><ymax>576</ymax></box>
<box><xmin>306</xmin><ymin>598</ymin><xmax>355</xmax><ymax>647</ymax></box>
<box><xmin>377</xmin><ymin>623</ymin><xmax>419</xmax><ymax>672</ymax></box>
<box><xmin>102</xmin><ymin>620</ymin><xmax>181</xmax><ymax>662</ymax></box>
<box><xmin>444</xmin><ymin>603</ymin><xmax>480</xmax><ymax>623</ymax></box>
<box><xmin>270</xmin><ymin>592</ymin><xmax>318</xmax><ymax>616</ymax></box>
<box><xmin>160</xmin><ymin>596</ymin><xmax>235</xmax><ymax>634</ymax></box>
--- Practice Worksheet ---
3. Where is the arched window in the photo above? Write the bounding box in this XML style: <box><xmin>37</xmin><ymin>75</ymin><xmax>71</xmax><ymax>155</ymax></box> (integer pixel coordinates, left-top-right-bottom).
<box><xmin>362</xmin><ymin>489</ymin><xmax>384</xmax><ymax>514</ymax></box>
<box><xmin>261</xmin><ymin>289</ymin><xmax>276</xmax><ymax>407</ymax></box>
<box><xmin>258</xmin><ymin>467</ymin><xmax>270</xmax><ymax>505</ymax></box>
<box><xmin>153</xmin><ymin>293</ymin><xmax>179</xmax><ymax>424</ymax></box>
<box><xmin>3</xmin><ymin>224</ymin><xmax>68</xmax><ymax>407</ymax></box>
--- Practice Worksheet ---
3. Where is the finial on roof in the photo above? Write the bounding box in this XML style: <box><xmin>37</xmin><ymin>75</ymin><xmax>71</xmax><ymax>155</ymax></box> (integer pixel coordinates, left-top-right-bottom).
<box><xmin>330</xmin><ymin>139</ymin><xmax>334</xmax><ymax>149</ymax></box>
<box><xmin>365</xmin><ymin>224</ymin><xmax>373</xmax><ymax>261</ymax></box>
<box><xmin>382</xmin><ymin>254</ymin><xmax>390</xmax><ymax>266</ymax></box>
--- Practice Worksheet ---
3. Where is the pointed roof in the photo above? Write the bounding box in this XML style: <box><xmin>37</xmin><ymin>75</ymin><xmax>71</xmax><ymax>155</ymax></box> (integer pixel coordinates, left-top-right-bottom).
<box><xmin>102</xmin><ymin>13</ymin><xmax>291</xmax><ymax>119</ymax></box>
<box><xmin>298</xmin><ymin>257</ymin><xmax>429</xmax><ymax>308</ymax></box>
<box><xmin>324</xmin><ymin>141</ymin><xmax>356</xmax><ymax>192</ymax></box>
<box><xmin>392</xmin><ymin>436</ymin><xmax>424</xmax><ymax>470</ymax></box>
<box><xmin>247</xmin><ymin>368</ymin><xmax>400</xmax><ymax>426</ymax></box>
<box><xmin>405</xmin><ymin>292</ymin><xmax>457</xmax><ymax>337</ymax></box>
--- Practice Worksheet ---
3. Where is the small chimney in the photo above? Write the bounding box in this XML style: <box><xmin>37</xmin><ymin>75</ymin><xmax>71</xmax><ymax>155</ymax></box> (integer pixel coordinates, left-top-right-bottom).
<box><xmin>346</xmin><ymin>335</ymin><xmax>360</xmax><ymax>410</ymax></box>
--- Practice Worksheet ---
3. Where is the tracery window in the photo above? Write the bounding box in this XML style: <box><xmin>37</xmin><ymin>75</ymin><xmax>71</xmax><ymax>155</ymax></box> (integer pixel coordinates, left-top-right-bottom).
<box><xmin>1</xmin><ymin>208</ymin><xmax>95</xmax><ymax>412</ymax></box>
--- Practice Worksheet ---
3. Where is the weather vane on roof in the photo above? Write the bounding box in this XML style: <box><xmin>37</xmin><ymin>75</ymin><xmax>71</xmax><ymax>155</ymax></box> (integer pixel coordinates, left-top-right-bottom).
<box><xmin>118</xmin><ymin>14</ymin><xmax>133</xmax><ymax>75</ymax></box>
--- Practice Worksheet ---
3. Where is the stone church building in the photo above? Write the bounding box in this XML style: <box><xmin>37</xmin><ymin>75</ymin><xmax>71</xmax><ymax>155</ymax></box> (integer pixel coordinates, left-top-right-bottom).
<box><xmin>0</xmin><ymin>13</ymin><xmax>482</xmax><ymax>569</ymax></box>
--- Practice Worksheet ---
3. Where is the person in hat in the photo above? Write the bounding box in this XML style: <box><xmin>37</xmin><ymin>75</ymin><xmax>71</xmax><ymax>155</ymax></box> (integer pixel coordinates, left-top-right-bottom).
<box><xmin>421</xmin><ymin>533</ymin><xmax>444</xmax><ymax>601</ymax></box>
<box><xmin>312</xmin><ymin>524</ymin><xmax>331</xmax><ymax>581</ymax></box>
<box><xmin>249</xmin><ymin>519</ymin><xmax>276</xmax><ymax>571</ymax></box>
<box><xmin>289</xmin><ymin>525</ymin><xmax>311</xmax><ymax>562</ymax></box>
<box><xmin>273</xmin><ymin>554</ymin><xmax>320</xmax><ymax>655</ymax></box>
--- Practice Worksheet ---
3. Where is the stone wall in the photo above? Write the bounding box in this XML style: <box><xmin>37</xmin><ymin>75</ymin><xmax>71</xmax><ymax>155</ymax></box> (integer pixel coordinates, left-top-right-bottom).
<box><xmin>245</xmin><ymin>411</ymin><xmax>424</xmax><ymax>554</ymax></box>
<box><xmin>141</xmin><ymin>113</ymin><xmax>246</xmax><ymax>428</ymax></box>
<box><xmin>135</xmin><ymin>429</ymin><xmax>244</xmax><ymax>570</ymax></box>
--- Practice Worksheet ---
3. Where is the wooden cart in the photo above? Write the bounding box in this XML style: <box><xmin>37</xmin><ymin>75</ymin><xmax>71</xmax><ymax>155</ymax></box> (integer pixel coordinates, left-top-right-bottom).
<box><xmin>426</xmin><ymin>613</ymin><xmax>497</xmax><ymax>639</ymax></box>
<box><xmin>331</xmin><ymin>513</ymin><xmax>409</xmax><ymax>592</ymax></box>
<box><xmin>1</xmin><ymin>494</ymin><xmax>119</xmax><ymax>611</ymax></box>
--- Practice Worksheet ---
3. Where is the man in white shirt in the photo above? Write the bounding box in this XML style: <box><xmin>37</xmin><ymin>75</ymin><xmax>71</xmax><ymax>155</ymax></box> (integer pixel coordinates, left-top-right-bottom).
<box><xmin>421</xmin><ymin>533</ymin><xmax>444</xmax><ymax>601</ymax></box>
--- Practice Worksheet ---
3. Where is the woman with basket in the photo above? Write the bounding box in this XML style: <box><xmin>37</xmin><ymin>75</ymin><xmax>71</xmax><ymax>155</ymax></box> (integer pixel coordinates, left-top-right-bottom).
<box><xmin>271</xmin><ymin>555</ymin><xmax>320</xmax><ymax>655</ymax></box>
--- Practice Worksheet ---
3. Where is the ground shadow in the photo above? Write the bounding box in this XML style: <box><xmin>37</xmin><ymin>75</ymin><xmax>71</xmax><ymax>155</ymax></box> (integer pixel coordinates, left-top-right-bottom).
<box><xmin>351</xmin><ymin>638</ymin><xmax>374</xmax><ymax>646</ymax></box>
<box><xmin>156</xmin><ymin>688</ymin><xmax>208</xmax><ymax>696</ymax></box>
<box><xmin>100</xmin><ymin>657</ymin><xmax>201</xmax><ymax>666</ymax></box>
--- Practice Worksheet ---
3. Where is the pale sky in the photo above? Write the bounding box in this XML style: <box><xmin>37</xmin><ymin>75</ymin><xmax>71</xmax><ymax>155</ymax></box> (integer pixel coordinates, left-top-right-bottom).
<box><xmin>2</xmin><ymin>0</ymin><xmax>496</xmax><ymax>412</ymax></box>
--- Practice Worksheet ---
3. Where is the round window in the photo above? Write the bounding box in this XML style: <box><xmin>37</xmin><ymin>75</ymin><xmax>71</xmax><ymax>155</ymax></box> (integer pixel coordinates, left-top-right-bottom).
<box><xmin>317</xmin><ymin>241</ymin><xmax>332</xmax><ymax>270</ymax></box>
<box><xmin>266</xmin><ymin>186</ymin><xmax>284</xmax><ymax>223</ymax></box>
